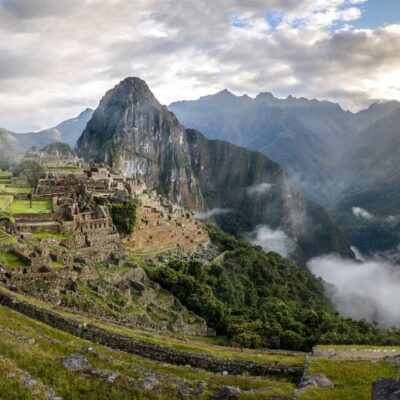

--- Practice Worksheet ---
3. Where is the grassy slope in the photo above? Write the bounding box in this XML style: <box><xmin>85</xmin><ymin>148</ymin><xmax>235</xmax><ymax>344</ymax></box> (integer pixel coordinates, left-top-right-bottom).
<box><xmin>0</xmin><ymin>195</ymin><xmax>13</xmax><ymax>210</ymax></box>
<box><xmin>1</xmin><ymin>186</ymin><xmax>32</xmax><ymax>194</ymax></box>
<box><xmin>0</xmin><ymin>286</ymin><xmax>305</xmax><ymax>367</ymax></box>
<box><xmin>298</xmin><ymin>359</ymin><xmax>400</xmax><ymax>400</ymax></box>
<box><xmin>6</xmin><ymin>199</ymin><xmax>53</xmax><ymax>214</ymax></box>
<box><xmin>0</xmin><ymin>304</ymin><xmax>295</xmax><ymax>400</ymax></box>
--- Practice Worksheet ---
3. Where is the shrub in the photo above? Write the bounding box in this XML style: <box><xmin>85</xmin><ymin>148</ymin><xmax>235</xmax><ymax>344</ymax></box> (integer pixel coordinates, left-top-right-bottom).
<box><xmin>108</xmin><ymin>198</ymin><xmax>139</xmax><ymax>234</ymax></box>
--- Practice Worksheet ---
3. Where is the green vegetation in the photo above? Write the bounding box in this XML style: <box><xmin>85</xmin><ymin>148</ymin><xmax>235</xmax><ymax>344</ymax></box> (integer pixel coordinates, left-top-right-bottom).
<box><xmin>0</xmin><ymin>286</ymin><xmax>303</xmax><ymax>367</ymax></box>
<box><xmin>298</xmin><ymin>357</ymin><xmax>400</xmax><ymax>400</ymax></box>
<box><xmin>0</xmin><ymin>251</ymin><xmax>28</xmax><ymax>269</ymax></box>
<box><xmin>0</xmin><ymin>303</ymin><xmax>296</xmax><ymax>399</ymax></box>
<box><xmin>0</xmin><ymin>230</ymin><xmax>17</xmax><ymax>244</ymax></box>
<box><xmin>0</xmin><ymin>186</ymin><xmax>31</xmax><ymax>194</ymax></box>
<box><xmin>108</xmin><ymin>198</ymin><xmax>139</xmax><ymax>234</ymax></box>
<box><xmin>0</xmin><ymin>195</ymin><xmax>13</xmax><ymax>210</ymax></box>
<box><xmin>32</xmin><ymin>232</ymin><xmax>71</xmax><ymax>240</ymax></box>
<box><xmin>40</xmin><ymin>142</ymin><xmax>74</xmax><ymax>156</ymax></box>
<box><xmin>6</xmin><ymin>199</ymin><xmax>53</xmax><ymax>214</ymax></box>
<box><xmin>149</xmin><ymin>223</ymin><xmax>400</xmax><ymax>351</ymax></box>
<box><xmin>13</xmin><ymin>160</ymin><xmax>46</xmax><ymax>191</ymax></box>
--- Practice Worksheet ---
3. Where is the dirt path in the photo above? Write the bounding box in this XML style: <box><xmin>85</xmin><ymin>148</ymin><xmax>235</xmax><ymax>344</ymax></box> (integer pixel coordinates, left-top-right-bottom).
<box><xmin>313</xmin><ymin>348</ymin><xmax>400</xmax><ymax>361</ymax></box>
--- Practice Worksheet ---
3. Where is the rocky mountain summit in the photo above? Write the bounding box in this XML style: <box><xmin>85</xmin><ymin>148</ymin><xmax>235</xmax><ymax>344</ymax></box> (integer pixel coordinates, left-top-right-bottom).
<box><xmin>76</xmin><ymin>77</ymin><xmax>353</xmax><ymax>262</ymax></box>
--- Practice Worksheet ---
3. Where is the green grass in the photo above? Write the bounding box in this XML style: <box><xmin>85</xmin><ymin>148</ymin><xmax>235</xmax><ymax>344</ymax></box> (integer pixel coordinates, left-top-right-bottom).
<box><xmin>0</xmin><ymin>171</ymin><xmax>11</xmax><ymax>175</ymax></box>
<box><xmin>0</xmin><ymin>251</ymin><xmax>28</xmax><ymax>268</ymax></box>
<box><xmin>6</xmin><ymin>199</ymin><xmax>53</xmax><ymax>214</ymax></box>
<box><xmin>317</xmin><ymin>344</ymin><xmax>400</xmax><ymax>350</ymax></box>
<box><xmin>1</xmin><ymin>186</ymin><xmax>32</xmax><ymax>194</ymax></box>
<box><xmin>0</xmin><ymin>304</ymin><xmax>295</xmax><ymax>399</ymax></box>
<box><xmin>0</xmin><ymin>195</ymin><xmax>13</xmax><ymax>210</ymax></box>
<box><xmin>32</xmin><ymin>232</ymin><xmax>71</xmax><ymax>240</ymax></box>
<box><xmin>0</xmin><ymin>286</ymin><xmax>305</xmax><ymax>367</ymax></box>
<box><xmin>297</xmin><ymin>358</ymin><xmax>400</xmax><ymax>400</ymax></box>
<box><xmin>98</xmin><ymin>322</ymin><xmax>306</xmax><ymax>366</ymax></box>
<box><xmin>0</xmin><ymin>230</ymin><xmax>17</xmax><ymax>244</ymax></box>
<box><xmin>0</xmin><ymin>357</ymin><xmax>46</xmax><ymax>400</ymax></box>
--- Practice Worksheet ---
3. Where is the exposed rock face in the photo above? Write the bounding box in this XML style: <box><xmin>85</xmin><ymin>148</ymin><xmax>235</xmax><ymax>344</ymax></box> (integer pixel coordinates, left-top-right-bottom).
<box><xmin>76</xmin><ymin>77</ymin><xmax>354</xmax><ymax>262</ymax></box>
<box><xmin>212</xmin><ymin>386</ymin><xmax>241</xmax><ymax>400</ymax></box>
<box><xmin>77</xmin><ymin>77</ymin><xmax>205</xmax><ymax>211</ymax></box>
<box><xmin>372</xmin><ymin>378</ymin><xmax>400</xmax><ymax>400</ymax></box>
<box><xmin>62</xmin><ymin>353</ymin><xmax>91</xmax><ymax>371</ymax></box>
<box><xmin>297</xmin><ymin>374</ymin><xmax>334</xmax><ymax>392</ymax></box>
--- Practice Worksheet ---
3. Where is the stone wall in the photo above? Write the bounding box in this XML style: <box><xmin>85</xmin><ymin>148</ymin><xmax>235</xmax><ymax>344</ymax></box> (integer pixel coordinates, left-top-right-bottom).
<box><xmin>0</xmin><ymin>288</ymin><xmax>303</xmax><ymax>380</ymax></box>
<box><xmin>13</xmin><ymin>213</ymin><xmax>56</xmax><ymax>223</ymax></box>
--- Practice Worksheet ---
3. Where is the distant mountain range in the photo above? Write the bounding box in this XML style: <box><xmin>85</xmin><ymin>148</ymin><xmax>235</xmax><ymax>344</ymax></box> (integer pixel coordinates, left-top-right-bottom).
<box><xmin>170</xmin><ymin>92</ymin><xmax>400</xmax><ymax>256</ymax></box>
<box><xmin>3</xmin><ymin>82</ymin><xmax>399</xmax><ymax>257</ymax></box>
<box><xmin>76</xmin><ymin>77</ymin><xmax>354</xmax><ymax>263</ymax></box>
<box><xmin>0</xmin><ymin>108</ymin><xmax>93</xmax><ymax>154</ymax></box>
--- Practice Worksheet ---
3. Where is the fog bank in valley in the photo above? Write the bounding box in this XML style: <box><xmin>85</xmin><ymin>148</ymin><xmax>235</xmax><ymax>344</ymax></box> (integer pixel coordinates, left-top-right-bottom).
<box><xmin>308</xmin><ymin>254</ymin><xmax>400</xmax><ymax>328</ymax></box>
<box><xmin>247</xmin><ymin>225</ymin><xmax>295</xmax><ymax>257</ymax></box>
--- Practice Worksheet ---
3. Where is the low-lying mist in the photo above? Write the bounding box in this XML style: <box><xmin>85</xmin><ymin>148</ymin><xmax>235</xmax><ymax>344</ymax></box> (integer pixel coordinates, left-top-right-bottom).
<box><xmin>308</xmin><ymin>253</ymin><xmax>400</xmax><ymax>328</ymax></box>
<box><xmin>194</xmin><ymin>208</ymin><xmax>231</xmax><ymax>219</ymax></box>
<box><xmin>247</xmin><ymin>225</ymin><xmax>295</xmax><ymax>257</ymax></box>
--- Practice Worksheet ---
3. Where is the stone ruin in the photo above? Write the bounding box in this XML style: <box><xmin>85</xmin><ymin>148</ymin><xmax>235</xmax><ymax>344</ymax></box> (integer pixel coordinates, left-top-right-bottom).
<box><xmin>35</xmin><ymin>164</ymin><xmax>146</xmax><ymax>199</ymax></box>
<box><xmin>23</xmin><ymin>145</ymin><xmax>80</xmax><ymax>167</ymax></box>
<box><xmin>53</xmin><ymin>187</ymin><xmax>120</xmax><ymax>262</ymax></box>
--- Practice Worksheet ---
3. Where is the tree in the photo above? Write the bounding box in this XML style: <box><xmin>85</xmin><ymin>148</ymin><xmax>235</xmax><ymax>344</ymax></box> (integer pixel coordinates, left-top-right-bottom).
<box><xmin>13</xmin><ymin>161</ymin><xmax>45</xmax><ymax>208</ymax></box>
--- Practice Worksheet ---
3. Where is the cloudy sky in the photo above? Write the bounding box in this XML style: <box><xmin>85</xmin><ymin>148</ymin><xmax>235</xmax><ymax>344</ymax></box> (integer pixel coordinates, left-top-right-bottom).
<box><xmin>0</xmin><ymin>0</ymin><xmax>399</xmax><ymax>131</ymax></box>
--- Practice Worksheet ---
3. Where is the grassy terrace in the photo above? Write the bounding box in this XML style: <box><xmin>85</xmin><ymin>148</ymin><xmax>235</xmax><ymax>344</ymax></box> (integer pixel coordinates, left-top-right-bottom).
<box><xmin>0</xmin><ymin>186</ymin><xmax>32</xmax><ymax>194</ymax></box>
<box><xmin>317</xmin><ymin>344</ymin><xmax>400</xmax><ymax>350</ymax></box>
<box><xmin>98</xmin><ymin>322</ymin><xmax>306</xmax><ymax>366</ymax></box>
<box><xmin>0</xmin><ymin>195</ymin><xmax>13</xmax><ymax>210</ymax></box>
<box><xmin>0</xmin><ymin>303</ymin><xmax>295</xmax><ymax>400</ymax></box>
<box><xmin>298</xmin><ymin>345</ymin><xmax>400</xmax><ymax>400</ymax></box>
<box><xmin>0</xmin><ymin>286</ymin><xmax>305</xmax><ymax>367</ymax></box>
<box><xmin>6</xmin><ymin>199</ymin><xmax>53</xmax><ymax>214</ymax></box>
<box><xmin>32</xmin><ymin>232</ymin><xmax>72</xmax><ymax>240</ymax></box>
<box><xmin>0</xmin><ymin>251</ymin><xmax>28</xmax><ymax>269</ymax></box>
<box><xmin>0</xmin><ymin>230</ymin><xmax>17</xmax><ymax>244</ymax></box>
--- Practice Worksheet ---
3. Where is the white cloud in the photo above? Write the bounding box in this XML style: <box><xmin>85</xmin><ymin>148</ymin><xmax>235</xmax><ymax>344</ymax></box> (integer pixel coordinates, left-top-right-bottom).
<box><xmin>0</xmin><ymin>0</ymin><xmax>399</xmax><ymax>131</ymax></box>
<box><xmin>352</xmin><ymin>206</ymin><xmax>374</xmax><ymax>220</ymax></box>
<box><xmin>309</xmin><ymin>253</ymin><xmax>400</xmax><ymax>328</ymax></box>
<box><xmin>194</xmin><ymin>208</ymin><xmax>231</xmax><ymax>220</ymax></box>
<box><xmin>246</xmin><ymin>182</ymin><xmax>273</xmax><ymax>196</ymax></box>
<box><xmin>246</xmin><ymin>224</ymin><xmax>295</xmax><ymax>256</ymax></box>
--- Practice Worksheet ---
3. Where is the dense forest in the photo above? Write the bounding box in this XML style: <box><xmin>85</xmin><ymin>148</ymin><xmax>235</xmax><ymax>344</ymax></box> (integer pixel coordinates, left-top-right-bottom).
<box><xmin>150</xmin><ymin>224</ymin><xmax>400</xmax><ymax>351</ymax></box>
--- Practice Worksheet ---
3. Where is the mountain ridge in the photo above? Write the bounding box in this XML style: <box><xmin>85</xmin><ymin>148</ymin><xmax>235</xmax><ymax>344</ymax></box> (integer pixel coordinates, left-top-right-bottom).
<box><xmin>76</xmin><ymin>77</ymin><xmax>354</xmax><ymax>263</ymax></box>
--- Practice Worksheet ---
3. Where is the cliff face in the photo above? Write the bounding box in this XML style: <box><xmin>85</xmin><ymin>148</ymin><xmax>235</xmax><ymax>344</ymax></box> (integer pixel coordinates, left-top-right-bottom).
<box><xmin>77</xmin><ymin>78</ymin><xmax>205</xmax><ymax>211</ymax></box>
<box><xmin>76</xmin><ymin>77</ymin><xmax>353</xmax><ymax>262</ymax></box>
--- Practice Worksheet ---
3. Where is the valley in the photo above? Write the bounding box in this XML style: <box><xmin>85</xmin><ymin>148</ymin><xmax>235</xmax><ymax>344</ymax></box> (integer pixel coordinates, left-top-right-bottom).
<box><xmin>170</xmin><ymin>92</ymin><xmax>400</xmax><ymax>257</ymax></box>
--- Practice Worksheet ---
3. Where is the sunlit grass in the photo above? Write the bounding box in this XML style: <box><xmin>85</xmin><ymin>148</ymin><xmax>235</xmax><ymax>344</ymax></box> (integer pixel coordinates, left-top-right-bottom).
<box><xmin>0</xmin><ymin>304</ymin><xmax>296</xmax><ymax>399</ymax></box>
<box><xmin>298</xmin><ymin>357</ymin><xmax>400</xmax><ymax>400</ymax></box>
<box><xmin>6</xmin><ymin>199</ymin><xmax>53</xmax><ymax>214</ymax></box>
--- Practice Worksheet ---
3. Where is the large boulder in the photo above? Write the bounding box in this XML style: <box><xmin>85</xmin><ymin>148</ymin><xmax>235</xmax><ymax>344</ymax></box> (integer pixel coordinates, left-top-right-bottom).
<box><xmin>212</xmin><ymin>386</ymin><xmax>241</xmax><ymax>400</ymax></box>
<box><xmin>372</xmin><ymin>378</ymin><xmax>400</xmax><ymax>400</ymax></box>
<box><xmin>62</xmin><ymin>353</ymin><xmax>91</xmax><ymax>371</ymax></box>
<box><xmin>297</xmin><ymin>374</ymin><xmax>334</xmax><ymax>392</ymax></box>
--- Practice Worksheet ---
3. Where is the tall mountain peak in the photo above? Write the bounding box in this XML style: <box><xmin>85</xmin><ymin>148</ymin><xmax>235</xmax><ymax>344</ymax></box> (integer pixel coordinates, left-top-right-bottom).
<box><xmin>104</xmin><ymin>77</ymin><xmax>161</xmax><ymax>108</ymax></box>
<box><xmin>76</xmin><ymin>76</ymin><xmax>354</xmax><ymax>263</ymax></box>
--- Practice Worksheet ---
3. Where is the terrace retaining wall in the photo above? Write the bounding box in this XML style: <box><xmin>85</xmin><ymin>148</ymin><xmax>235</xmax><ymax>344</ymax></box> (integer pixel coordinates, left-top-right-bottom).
<box><xmin>0</xmin><ymin>288</ymin><xmax>303</xmax><ymax>381</ymax></box>
<box><xmin>13</xmin><ymin>213</ymin><xmax>56</xmax><ymax>223</ymax></box>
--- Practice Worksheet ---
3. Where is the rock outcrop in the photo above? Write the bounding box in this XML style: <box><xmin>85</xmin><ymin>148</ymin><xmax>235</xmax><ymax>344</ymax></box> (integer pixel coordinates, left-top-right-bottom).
<box><xmin>372</xmin><ymin>378</ymin><xmax>400</xmax><ymax>400</ymax></box>
<box><xmin>76</xmin><ymin>77</ymin><xmax>354</xmax><ymax>262</ymax></box>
